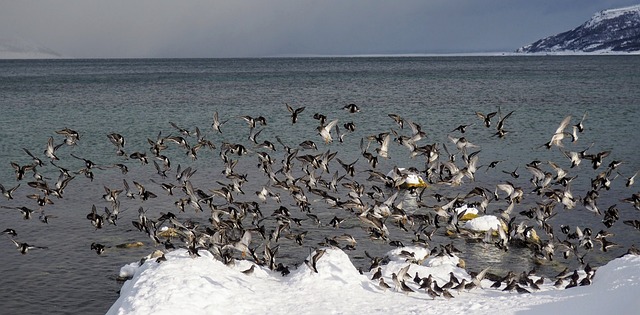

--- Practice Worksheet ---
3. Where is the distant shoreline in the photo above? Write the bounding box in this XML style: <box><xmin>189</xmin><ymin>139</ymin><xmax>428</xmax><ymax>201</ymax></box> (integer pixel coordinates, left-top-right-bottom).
<box><xmin>1</xmin><ymin>50</ymin><xmax>639</xmax><ymax>60</ymax></box>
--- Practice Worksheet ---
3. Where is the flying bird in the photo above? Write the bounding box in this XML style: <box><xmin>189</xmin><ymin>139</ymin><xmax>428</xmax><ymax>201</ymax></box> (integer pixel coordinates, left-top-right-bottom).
<box><xmin>9</xmin><ymin>238</ymin><xmax>48</xmax><ymax>255</ymax></box>
<box><xmin>343</xmin><ymin>103</ymin><xmax>360</xmax><ymax>113</ymax></box>
<box><xmin>286</xmin><ymin>104</ymin><xmax>305</xmax><ymax>124</ymax></box>
<box><xmin>318</xmin><ymin>119</ymin><xmax>339</xmax><ymax>143</ymax></box>
<box><xmin>212</xmin><ymin>111</ymin><xmax>229</xmax><ymax>133</ymax></box>
<box><xmin>544</xmin><ymin>115</ymin><xmax>572</xmax><ymax>149</ymax></box>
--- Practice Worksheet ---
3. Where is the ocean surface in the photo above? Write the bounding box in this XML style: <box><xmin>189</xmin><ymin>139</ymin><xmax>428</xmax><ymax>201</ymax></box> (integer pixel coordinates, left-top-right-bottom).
<box><xmin>0</xmin><ymin>56</ymin><xmax>639</xmax><ymax>315</ymax></box>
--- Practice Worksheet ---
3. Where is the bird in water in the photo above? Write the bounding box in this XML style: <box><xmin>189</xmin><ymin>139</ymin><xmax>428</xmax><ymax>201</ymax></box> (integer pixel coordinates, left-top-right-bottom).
<box><xmin>91</xmin><ymin>242</ymin><xmax>107</xmax><ymax>255</ymax></box>
<box><xmin>343</xmin><ymin>103</ymin><xmax>360</xmax><ymax>113</ymax></box>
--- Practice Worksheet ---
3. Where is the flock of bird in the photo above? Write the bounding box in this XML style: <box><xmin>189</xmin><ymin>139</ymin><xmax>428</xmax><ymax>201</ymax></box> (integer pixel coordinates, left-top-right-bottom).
<box><xmin>2</xmin><ymin>103</ymin><xmax>639</xmax><ymax>299</ymax></box>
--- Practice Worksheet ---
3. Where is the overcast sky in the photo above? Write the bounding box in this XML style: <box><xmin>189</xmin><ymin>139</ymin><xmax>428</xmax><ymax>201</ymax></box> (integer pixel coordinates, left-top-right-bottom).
<box><xmin>1</xmin><ymin>0</ymin><xmax>638</xmax><ymax>58</ymax></box>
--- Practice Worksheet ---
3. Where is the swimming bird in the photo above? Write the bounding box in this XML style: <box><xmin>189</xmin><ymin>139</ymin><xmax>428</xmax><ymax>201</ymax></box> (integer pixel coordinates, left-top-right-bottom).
<box><xmin>343</xmin><ymin>103</ymin><xmax>360</xmax><ymax>113</ymax></box>
<box><xmin>90</xmin><ymin>242</ymin><xmax>107</xmax><ymax>255</ymax></box>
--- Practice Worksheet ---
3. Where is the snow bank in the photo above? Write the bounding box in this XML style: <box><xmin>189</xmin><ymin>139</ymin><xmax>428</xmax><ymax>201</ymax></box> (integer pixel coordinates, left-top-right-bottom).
<box><xmin>107</xmin><ymin>247</ymin><xmax>640</xmax><ymax>315</ymax></box>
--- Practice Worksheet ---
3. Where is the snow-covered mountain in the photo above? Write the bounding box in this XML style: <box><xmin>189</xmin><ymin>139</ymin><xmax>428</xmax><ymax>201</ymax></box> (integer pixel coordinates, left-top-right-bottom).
<box><xmin>517</xmin><ymin>4</ymin><xmax>640</xmax><ymax>53</ymax></box>
<box><xmin>0</xmin><ymin>36</ymin><xmax>63</xmax><ymax>59</ymax></box>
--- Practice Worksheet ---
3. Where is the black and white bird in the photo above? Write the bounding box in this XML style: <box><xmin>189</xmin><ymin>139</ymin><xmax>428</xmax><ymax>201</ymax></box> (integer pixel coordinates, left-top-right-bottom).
<box><xmin>286</xmin><ymin>104</ymin><xmax>305</xmax><ymax>124</ymax></box>
<box><xmin>9</xmin><ymin>238</ymin><xmax>48</xmax><ymax>255</ymax></box>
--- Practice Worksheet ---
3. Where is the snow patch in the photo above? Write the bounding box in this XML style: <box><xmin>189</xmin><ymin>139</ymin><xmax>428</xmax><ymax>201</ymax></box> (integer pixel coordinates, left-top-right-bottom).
<box><xmin>107</xmin><ymin>248</ymin><xmax>640</xmax><ymax>315</ymax></box>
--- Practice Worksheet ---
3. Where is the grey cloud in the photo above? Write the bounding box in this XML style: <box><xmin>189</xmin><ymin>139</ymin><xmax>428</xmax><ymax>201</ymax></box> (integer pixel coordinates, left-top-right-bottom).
<box><xmin>1</xmin><ymin>0</ymin><xmax>637</xmax><ymax>58</ymax></box>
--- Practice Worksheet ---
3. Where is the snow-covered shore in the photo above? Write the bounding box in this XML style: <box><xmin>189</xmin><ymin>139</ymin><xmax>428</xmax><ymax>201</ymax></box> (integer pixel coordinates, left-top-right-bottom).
<box><xmin>106</xmin><ymin>247</ymin><xmax>640</xmax><ymax>315</ymax></box>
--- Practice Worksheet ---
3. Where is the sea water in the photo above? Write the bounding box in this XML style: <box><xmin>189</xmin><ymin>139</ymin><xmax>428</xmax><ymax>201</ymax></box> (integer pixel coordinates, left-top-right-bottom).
<box><xmin>0</xmin><ymin>56</ymin><xmax>639</xmax><ymax>314</ymax></box>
